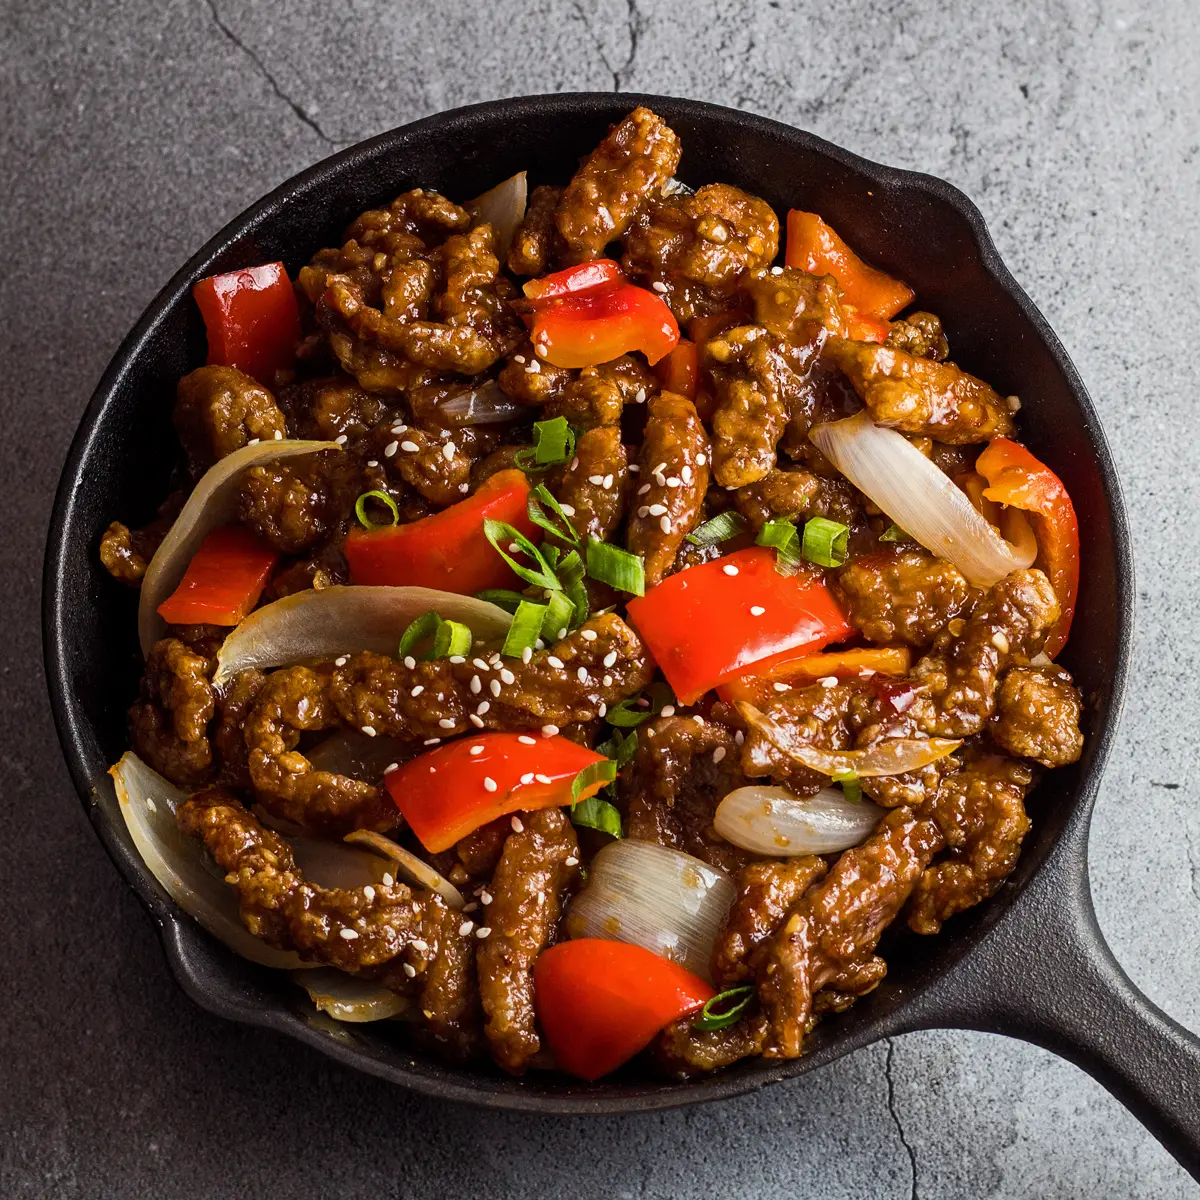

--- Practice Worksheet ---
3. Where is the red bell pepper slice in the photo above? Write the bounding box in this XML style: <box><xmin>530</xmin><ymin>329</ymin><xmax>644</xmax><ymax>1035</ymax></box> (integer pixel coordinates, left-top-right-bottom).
<box><xmin>385</xmin><ymin>733</ymin><xmax>609</xmax><ymax>853</ymax></box>
<box><xmin>654</xmin><ymin>338</ymin><xmax>699</xmax><ymax>399</ymax></box>
<box><xmin>192</xmin><ymin>262</ymin><xmax>301</xmax><ymax>385</ymax></box>
<box><xmin>534</xmin><ymin>939</ymin><xmax>714</xmax><ymax>1080</ymax></box>
<box><xmin>976</xmin><ymin>438</ymin><xmax>1080</xmax><ymax>658</ymax></box>
<box><xmin>845</xmin><ymin>312</ymin><xmax>892</xmax><ymax>343</ymax></box>
<box><xmin>523</xmin><ymin>262</ymin><xmax>679</xmax><ymax>369</ymax></box>
<box><xmin>156</xmin><ymin>524</ymin><xmax>279</xmax><ymax>627</ymax></box>
<box><xmin>345</xmin><ymin>470</ymin><xmax>536</xmax><ymax>595</ymax></box>
<box><xmin>785</xmin><ymin>210</ymin><xmax>915</xmax><ymax>321</ymax></box>
<box><xmin>717</xmin><ymin>645</ymin><xmax>913</xmax><ymax>707</ymax></box>
<box><xmin>625</xmin><ymin>547</ymin><xmax>854</xmax><ymax>705</ymax></box>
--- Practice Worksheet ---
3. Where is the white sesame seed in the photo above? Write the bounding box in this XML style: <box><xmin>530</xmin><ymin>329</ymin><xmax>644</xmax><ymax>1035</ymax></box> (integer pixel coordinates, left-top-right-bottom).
<box><xmin>404</xmin><ymin>656</ymin><xmax>417</xmax><ymax>669</ymax></box>
<box><xmin>145</xmin><ymin>797</ymin><xmax>156</xmax><ymax>813</ymax></box>
<box><xmin>653</xmin><ymin>462</ymin><xmax>667</xmax><ymax>475</ymax></box>
<box><xmin>366</xmin><ymin>459</ymin><xmax>379</xmax><ymax>468</ymax></box>
<box><xmin>473</xmin><ymin>658</ymin><xmax>490</xmax><ymax>671</ymax></box>
<box><xmin>735</xmin><ymin>730</ymin><xmax>745</xmax><ymax>746</ymax></box>
<box><xmin>560</xmin><ymin>503</ymin><xmax>576</xmax><ymax>516</ymax></box>
<box><xmin>634</xmin><ymin>388</ymin><xmax>647</xmax><ymax>404</ymax></box>
<box><xmin>648</xmin><ymin>503</ymin><xmax>667</xmax><ymax>516</ymax></box>
<box><xmin>520</xmin><ymin>772</ymin><xmax>535</xmax><ymax>785</ymax></box>
<box><xmin>488</xmin><ymin>679</ymin><xmax>501</xmax><ymax>698</ymax></box>
<box><xmin>410</xmin><ymin>685</ymin><xmax>424</xmax><ymax>697</ymax></box>
<box><xmin>651</xmin><ymin>280</ymin><xmax>669</xmax><ymax>293</ymax></box>
<box><xmin>588</xmin><ymin>474</ymin><xmax>605</xmax><ymax>485</ymax></box>
<box><xmin>477</xmin><ymin>700</ymin><xmax>490</xmax><ymax>715</ymax></box>
<box><xmin>770</xmin><ymin>265</ymin><xmax>784</xmax><ymax>275</ymax></box>
<box><xmin>470</xmin><ymin>675</ymin><xmax>482</xmax><ymax>694</ymax></box>
<box><xmin>470</xmin><ymin>714</ymin><xmax>485</xmax><ymax>728</ymax></box>
<box><xmin>518</xmin><ymin>735</ymin><xmax>537</xmax><ymax>745</ymax></box>
<box><xmin>361</xmin><ymin>725</ymin><xmax>377</xmax><ymax>737</ymax></box>
<box><xmin>750</xmin><ymin>606</ymin><xmax>766</xmax><ymax>616</ymax></box>
<box><xmin>820</xmin><ymin>675</ymin><xmax>839</xmax><ymax>688</ymax></box>
<box><xmin>479</xmin><ymin>892</ymin><xmax>493</xmax><ymax>906</ymax></box>
<box><xmin>570</xmin><ymin>457</ymin><xmax>579</xmax><ymax>471</ymax></box>
<box><xmin>335</xmin><ymin>655</ymin><xmax>349</xmax><ymax>666</ymax></box>
<box><xmin>696</xmin><ymin>453</ymin><xmax>707</xmax><ymax>466</ymax></box>
<box><xmin>274</xmin><ymin>429</ymin><xmax>283</xmax><ymax>440</ymax></box>
<box><xmin>459</xmin><ymin>920</ymin><xmax>474</xmax><ymax>936</ymax></box>
<box><xmin>392</xmin><ymin>424</ymin><xmax>409</xmax><ymax>434</ymax></box>
<box><xmin>363</xmin><ymin>885</ymin><xmax>376</xmax><ymax>902</ymax></box>
<box><xmin>773</xmin><ymin>682</ymin><xmax>791</xmax><ymax>692</ymax></box>
<box><xmin>566</xmin><ymin>856</ymin><xmax>579</xmax><ymax>867</ymax></box>
<box><xmin>541</xmin><ymin>724</ymin><xmax>559</xmax><ymax>737</ymax></box>
<box><xmin>537</xmin><ymin>890</ymin><xmax>545</xmax><ymax>906</ymax></box>
<box><xmin>423</xmin><ymin>738</ymin><xmax>441</xmax><ymax>746</ymax></box>
<box><xmin>400</xmin><ymin>440</ymin><xmax>420</xmax><ymax>452</ymax></box>
<box><xmin>449</xmin><ymin>655</ymin><xmax>466</xmax><ymax>664</ymax></box>
<box><xmin>992</xmin><ymin>631</ymin><xmax>1011</xmax><ymax>653</ymax></box>
<box><xmin>442</xmin><ymin>442</ymin><xmax>456</xmax><ymax>461</ymax></box>
<box><xmin>383</xmin><ymin>440</ymin><xmax>399</xmax><ymax>457</ymax></box>
<box><xmin>339</xmin><ymin>928</ymin><xmax>359</xmax><ymax>940</ymax></box>
<box><xmin>522</xmin><ymin>646</ymin><xmax>533</xmax><ymax>664</ymax></box>
<box><xmin>637</xmin><ymin>505</ymin><xmax>650</xmax><ymax>518</ymax></box>
<box><xmin>603</xmin><ymin>474</ymin><xmax>614</xmax><ymax>489</ymax></box>
<box><xmin>402</xmin><ymin>962</ymin><xmax>417</xmax><ymax>978</ymax></box>
<box><xmin>334</xmin><ymin>434</ymin><xmax>348</xmax><ymax>445</ymax></box>
<box><xmin>382</xmin><ymin>872</ymin><xmax>395</xmax><ymax>886</ymax></box>
<box><xmin>666</xmin><ymin>477</ymin><xmax>682</xmax><ymax>488</ymax></box>
<box><xmin>598</xmin><ymin>702</ymin><xmax>607</xmax><ymax>717</ymax></box>
<box><xmin>637</xmin><ymin>483</ymin><xmax>651</xmax><ymax>496</ymax></box>
<box><xmin>693</xmin><ymin>715</ymin><xmax>705</xmax><ymax>726</ymax></box>
<box><xmin>603</xmin><ymin>674</ymin><xmax>613</xmax><ymax>687</ymax></box>
<box><xmin>438</xmin><ymin>718</ymin><xmax>455</xmax><ymax>729</ymax></box>
<box><xmin>722</xmin><ymin>564</ymin><xmax>740</xmax><ymax>577</ymax></box>
<box><xmin>458</xmin><ymin>482</ymin><xmax>470</xmax><ymax>493</ymax></box>
<box><xmin>532</xmin><ymin>773</ymin><xmax>552</xmax><ymax>786</ymax></box>
<box><xmin>712</xmin><ymin>746</ymin><xmax>727</xmax><ymax>764</ymax></box>
<box><xmin>660</xmin><ymin>516</ymin><xmax>672</xmax><ymax>533</ymax></box>
<box><xmin>660</xmin><ymin>705</ymin><xmax>676</xmax><ymax>717</ymax></box>
<box><xmin>508</xmin><ymin>542</ymin><xmax>521</xmax><ymax>554</ymax></box>
<box><xmin>511</xmin><ymin>816</ymin><xmax>525</xmax><ymax>832</ymax></box>
<box><xmin>547</xmin><ymin>656</ymin><xmax>565</xmax><ymax>670</ymax></box>
<box><xmin>526</xmin><ymin>360</ymin><xmax>541</xmax><ymax>374</ymax></box>
<box><xmin>514</xmin><ymin>354</ymin><xmax>526</xmax><ymax>364</ymax></box>
<box><xmin>628</xmin><ymin>463</ymin><xmax>640</xmax><ymax>472</ymax></box>
<box><xmin>602</xmin><ymin>650</ymin><xmax>618</xmax><ymax>668</ymax></box>
<box><xmin>475</xmin><ymin>926</ymin><xmax>492</xmax><ymax>939</ymax></box>
<box><xmin>385</xmin><ymin>762</ymin><xmax>399</xmax><ymax>773</ymax></box>
<box><xmin>483</xmin><ymin>776</ymin><xmax>497</xmax><ymax>792</ymax></box>
<box><xmin>500</xmin><ymin>668</ymin><xmax>515</xmax><ymax>685</ymax></box>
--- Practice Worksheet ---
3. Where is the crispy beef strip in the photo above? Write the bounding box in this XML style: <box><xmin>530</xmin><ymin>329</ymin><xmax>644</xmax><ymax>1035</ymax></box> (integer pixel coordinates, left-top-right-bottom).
<box><xmin>174</xmin><ymin>365</ymin><xmax>287</xmax><ymax>476</ymax></box>
<box><xmin>991</xmin><ymin>664</ymin><xmax>1084</xmax><ymax>768</ymax></box>
<box><xmin>129</xmin><ymin>638</ymin><xmax>217</xmax><ymax>788</ymax></box>
<box><xmin>550</xmin><ymin>424</ymin><xmax>629</xmax><ymax>542</ymax></box>
<box><xmin>507</xmin><ymin>184</ymin><xmax>565</xmax><ymax>277</ymax></box>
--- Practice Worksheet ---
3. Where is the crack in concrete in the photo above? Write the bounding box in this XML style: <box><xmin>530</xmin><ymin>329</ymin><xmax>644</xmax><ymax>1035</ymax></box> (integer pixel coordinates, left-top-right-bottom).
<box><xmin>202</xmin><ymin>0</ymin><xmax>342</xmax><ymax>145</ymax></box>
<box><xmin>1184</xmin><ymin>814</ymin><xmax>1200</xmax><ymax>905</ymax></box>
<box><xmin>885</xmin><ymin>1038</ymin><xmax>919</xmax><ymax>1200</ymax></box>
<box><xmin>570</xmin><ymin>0</ymin><xmax>643</xmax><ymax>92</ymax></box>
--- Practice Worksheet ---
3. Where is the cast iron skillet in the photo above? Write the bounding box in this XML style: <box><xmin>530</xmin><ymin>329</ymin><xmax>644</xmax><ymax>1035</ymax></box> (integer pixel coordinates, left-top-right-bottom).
<box><xmin>42</xmin><ymin>94</ymin><xmax>1200</xmax><ymax>1173</ymax></box>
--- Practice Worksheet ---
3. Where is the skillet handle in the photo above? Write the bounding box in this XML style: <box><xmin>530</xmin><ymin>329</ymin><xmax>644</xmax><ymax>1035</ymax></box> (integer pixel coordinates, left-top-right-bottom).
<box><xmin>902</xmin><ymin>854</ymin><xmax>1200</xmax><ymax>1179</ymax></box>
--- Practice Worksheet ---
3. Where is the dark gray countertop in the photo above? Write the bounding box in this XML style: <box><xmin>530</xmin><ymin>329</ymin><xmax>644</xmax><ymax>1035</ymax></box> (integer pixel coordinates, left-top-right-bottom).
<box><xmin>3</xmin><ymin>0</ymin><xmax>1197</xmax><ymax>1195</ymax></box>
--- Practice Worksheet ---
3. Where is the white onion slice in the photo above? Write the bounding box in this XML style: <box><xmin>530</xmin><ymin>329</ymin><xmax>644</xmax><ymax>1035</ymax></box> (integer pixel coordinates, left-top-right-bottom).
<box><xmin>110</xmin><ymin>752</ymin><xmax>303</xmax><ymax>968</ymax></box>
<box><xmin>738</xmin><ymin>701</ymin><xmax>960</xmax><ymax>777</ymax></box>
<box><xmin>565</xmin><ymin>840</ymin><xmax>735</xmax><ymax>981</ymax></box>
<box><xmin>343</xmin><ymin>830</ymin><xmax>466</xmax><ymax>910</ymax></box>
<box><xmin>212</xmin><ymin>585</ymin><xmax>512</xmax><ymax>686</ymax></box>
<box><xmin>715</xmin><ymin>785</ymin><xmax>887</xmax><ymax>856</ymax></box>
<box><xmin>306</xmin><ymin>730</ymin><xmax>411</xmax><ymax>781</ymax></box>
<box><xmin>810</xmin><ymin>411</ymin><xmax>1035</xmax><ymax>588</ymax></box>
<box><xmin>138</xmin><ymin>438</ymin><xmax>337</xmax><ymax>653</ymax></box>
<box><xmin>290</xmin><ymin>968</ymin><xmax>410</xmax><ymax>1023</ymax></box>
<box><xmin>435</xmin><ymin>379</ymin><xmax>527</xmax><ymax>426</ymax></box>
<box><xmin>467</xmin><ymin>171</ymin><xmax>527</xmax><ymax>257</ymax></box>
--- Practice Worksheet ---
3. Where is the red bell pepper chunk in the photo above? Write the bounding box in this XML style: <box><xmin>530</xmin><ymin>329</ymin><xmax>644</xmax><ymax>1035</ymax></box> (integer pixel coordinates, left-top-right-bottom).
<box><xmin>625</xmin><ymin>547</ymin><xmax>854</xmax><ymax>705</ymax></box>
<box><xmin>345</xmin><ymin>470</ymin><xmax>536</xmax><ymax>595</ymax></box>
<box><xmin>785</xmin><ymin>210</ymin><xmax>915</xmax><ymax>321</ymax></box>
<box><xmin>156</xmin><ymin>525</ymin><xmax>279</xmax><ymax>627</ymax></box>
<box><xmin>523</xmin><ymin>262</ymin><xmax>680</xmax><ymax>369</ymax></box>
<box><xmin>192</xmin><ymin>262</ymin><xmax>301</xmax><ymax>385</ymax></box>
<box><xmin>523</xmin><ymin>258</ymin><xmax>624</xmax><ymax>299</ymax></box>
<box><xmin>654</xmin><ymin>338</ymin><xmax>699</xmax><ymax>399</ymax></box>
<box><xmin>385</xmin><ymin>732</ymin><xmax>609</xmax><ymax>853</ymax></box>
<box><xmin>534</xmin><ymin>939</ymin><xmax>714</xmax><ymax>1080</ymax></box>
<box><xmin>845</xmin><ymin>311</ymin><xmax>892</xmax><ymax>343</ymax></box>
<box><xmin>717</xmin><ymin>645</ymin><xmax>913</xmax><ymax>707</ymax></box>
<box><xmin>976</xmin><ymin>438</ymin><xmax>1080</xmax><ymax>658</ymax></box>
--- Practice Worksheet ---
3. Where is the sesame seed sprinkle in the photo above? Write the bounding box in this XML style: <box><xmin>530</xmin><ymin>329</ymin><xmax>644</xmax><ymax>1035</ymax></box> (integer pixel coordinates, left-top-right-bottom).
<box><xmin>520</xmin><ymin>772</ymin><xmax>535</xmax><ymax>785</ymax></box>
<box><xmin>511</xmin><ymin>816</ymin><xmax>524</xmax><ymax>832</ymax></box>
<box><xmin>651</xmin><ymin>280</ymin><xmax>668</xmax><ymax>293</ymax></box>
<box><xmin>541</xmin><ymin>724</ymin><xmax>559</xmax><ymax>737</ymax></box>
<box><xmin>392</xmin><ymin>424</ymin><xmax>408</xmax><ymax>434</ymax></box>
<box><xmin>367</xmin><ymin>459</ymin><xmax>379</xmax><ymax>468</ymax></box>
<box><xmin>475</xmin><ymin>926</ymin><xmax>492</xmax><ymax>939</ymax></box>
<box><xmin>335</xmin><ymin>655</ymin><xmax>348</xmax><ymax>666</ymax></box>
<box><xmin>473</xmin><ymin>658</ymin><xmax>491</xmax><ymax>671</ymax></box>
<box><xmin>363</xmin><ymin>885</ymin><xmax>376</xmax><ymax>901</ymax></box>
<box><xmin>385</xmin><ymin>762</ymin><xmax>399</xmax><ymax>773</ymax></box>
<box><xmin>480</xmin><ymin>892</ymin><xmax>493</xmax><ymax>905</ymax></box>
<box><xmin>404</xmin><ymin>656</ymin><xmax>417</xmax><ymax>669</ymax></box>
<box><xmin>411</xmin><ymin>685</ymin><xmax>424</xmax><ymax>697</ymax></box>
<box><xmin>361</xmin><ymin>725</ymin><xmax>376</xmax><ymax>737</ymax></box>
<box><xmin>383</xmin><ymin>872</ymin><xmax>395</xmax><ymax>886</ymax></box>
<box><xmin>500</xmin><ymin>668</ymin><xmax>515</xmax><ymax>684</ymax></box>
<box><xmin>334</xmin><ymin>435</ymin><xmax>347</xmax><ymax>445</ymax></box>
<box><xmin>820</xmin><ymin>676</ymin><xmax>839</xmax><ymax>688</ymax></box>
<box><xmin>384</xmin><ymin>440</ymin><xmax>399</xmax><ymax>457</ymax></box>
<box><xmin>477</xmin><ymin>700</ymin><xmax>490</xmax><ymax>714</ymax></box>
<box><xmin>750</xmin><ymin>606</ymin><xmax>766</xmax><ymax>616</ymax></box>
<box><xmin>712</xmin><ymin>746</ymin><xmax>727</xmax><ymax>764</ymax></box>
<box><xmin>637</xmin><ymin>483</ymin><xmax>651</xmax><ymax>495</ymax></box>
<box><xmin>660</xmin><ymin>705</ymin><xmax>676</xmax><ymax>717</ymax></box>
<box><xmin>518</xmin><ymin>735</ymin><xmax>537</xmax><ymax>745</ymax></box>
<box><xmin>450</xmin><ymin>655</ymin><xmax>466</xmax><ymax>664</ymax></box>
<box><xmin>547</xmin><ymin>656</ymin><xmax>565</xmax><ymax>670</ymax></box>
<box><xmin>400</xmin><ymin>440</ymin><xmax>420</xmax><ymax>452</ymax></box>
<box><xmin>423</xmin><ymin>738</ymin><xmax>441</xmax><ymax>746</ymax></box>
<box><xmin>566</xmin><ymin>856</ymin><xmax>579</xmax><ymax>867</ymax></box>
<box><xmin>402</xmin><ymin>962</ymin><xmax>417</xmax><ymax>978</ymax></box>
<box><xmin>470</xmin><ymin>676</ymin><xmax>482</xmax><ymax>694</ymax></box>
<box><xmin>696</xmin><ymin>453</ymin><xmax>707</xmax><ymax>465</ymax></box>
<box><xmin>339</xmin><ymin>928</ymin><xmax>359</xmax><ymax>940</ymax></box>
<box><xmin>603</xmin><ymin>674</ymin><xmax>613</xmax><ymax>687</ymax></box>
<box><xmin>535</xmin><ymin>773</ymin><xmax>553</xmax><ymax>785</ymax></box>
<box><xmin>459</xmin><ymin>921</ymin><xmax>474</xmax><ymax>936</ymax></box>
<box><xmin>735</xmin><ymin>730</ymin><xmax>745</xmax><ymax>746</ymax></box>
<box><xmin>438</xmin><ymin>718</ymin><xmax>455</xmax><ymax>729</ymax></box>
<box><xmin>458</xmin><ymin>482</ymin><xmax>470</xmax><ymax>492</ymax></box>
<box><xmin>637</xmin><ymin>506</ymin><xmax>650</xmax><ymax>518</ymax></box>
<box><xmin>560</xmin><ymin>503</ymin><xmax>576</xmax><ymax>516</ymax></box>
<box><xmin>490</xmin><ymin>679</ymin><xmax>502</xmax><ymax>697</ymax></box>
<box><xmin>469</xmin><ymin>714</ymin><xmax>485</xmax><ymax>727</ymax></box>
<box><xmin>514</xmin><ymin>354</ymin><xmax>526</xmax><ymax>364</ymax></box>
<box><xmin>659</xmin><ymin>515</ymin><xmax>672</xmax><ymax>533</ymax></box>
<box><xmin>648</xmin><ymin>503</ymin><xmax>667</xmax><ymax>516</ymax></box>
<box><xmin>603</xmin><ymin>650</ymin><xmax>618</xmax><ymax>668</ymax></box>
<box><xmin>666</xmin><ymin>476</ymin><xmax>682</xmax><ymax>487</ymax></box>
<box><xmin>770</xmin><ymin>265</ymin><xmax>784</xmax><ymax>275</ymax></box>
<box><xmin>443</xmin><ymin>442</ymin><xmax>456</xmax><ymax>461</ymax></box>
<box><xmin>588</xmin><ymin>474</ymin><xmax>605</xmax><ymax>485</ymax></box>
<box><xmin>522</xmin><ymin>646</ymin><xmax>533</xmax><ymax>664</ymax></box>
<box><xmin>598</xmin><ymin>702</ymin><xmax>607</xmax><ymax>717</ymax></box>
<box><xmin>483</xmin><ymin>776</ymin><xmax>497</xmax><ymax>792</ymax></box>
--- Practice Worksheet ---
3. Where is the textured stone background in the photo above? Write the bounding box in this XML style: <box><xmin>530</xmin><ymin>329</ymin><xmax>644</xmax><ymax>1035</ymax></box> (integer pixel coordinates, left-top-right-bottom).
<box><xmin>2</xmin><ymin>0</ymin><xmax>1197</xmax><ymax>1195</ymax></box>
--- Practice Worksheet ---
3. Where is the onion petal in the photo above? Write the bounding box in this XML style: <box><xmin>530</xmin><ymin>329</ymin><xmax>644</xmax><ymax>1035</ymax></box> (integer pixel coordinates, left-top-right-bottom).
<box><xmin>715</xmin><ymin>785</ymin><xmax>887</xmax><ymax>856</ymax></box>
<box><xmin>343</xmin><ymin>830</ymin><xmax>466</xmax><ymax>910</ymax></box>
<box><xmin>564</xmin><ymin>840</ymin><xmax>735</xmax><ymax>981</ymax></box>
<box><xmin>738</xmin><ymin>701</ymin><xmax>961</xmax><ymax>777</ymax></box>
<box><xmin>290</xmin><ymin>968</ymin><xmax>411</xmax><ymax>1023</ymax></box>
<box><xmin>212</xmin><ymin>585</ymin><xmax>512</xmax><ymax>687</ymax></box>
<box><xmin>810</xmin><ymin>411</ymin><xmax>1035</xmax><ymax>587</ymax></box>
<box><xmin>467</xmin><ymin>171</ymin><xmax>527</xmax><ymax>257</ymax></box>
<box><xmin>435</xmin><ymin>379</ymin><xmax>528</xmax><ymax>426</ymax></box>
<box><xmin>138</xmin><ymin>438</ymin><xmax>337</xmax><ymax>653</ymax></box>
<box><xmin>307</xmin><ymin>730</ymin><xmax>412</xmax><ymax>782</ymax></box>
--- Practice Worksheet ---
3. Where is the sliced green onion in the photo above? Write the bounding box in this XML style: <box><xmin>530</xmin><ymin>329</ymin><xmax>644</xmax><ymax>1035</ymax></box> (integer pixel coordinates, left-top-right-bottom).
<box><xmin>833</xmin><ymin>769</ymin><xmax>863</xmax><ymax>803</ymax></box>
<box><xmin>541</xmin><ymin>590</ymin><xmax>575</xmax><ymax>640</ymax></box>
<box><xmin>399</xmin><ymin>611</ymin><xmax>471</xmax><ymax>661</ymax></box>
<box><xmin>878</xmin><ymin>523</ymin><xmax>905</xmax><ymax>543</ymax></box>
<box><xmin>549</xmin><ymin>547</ymin><xmax>589</xmax><ymax>628</ymax></box>
<box><xmin>692</xmin><ymin>985</ymin><xmax>755</xmax><ymax>1031</ymax></box>
<box><xmin>801</xmin><ymin>517</ymin><xmax>850</xmax><ymax>568</ymax></box>
<box><xmin>686</xmin><ymin>510</ymin><xmax>747</xmax><ymax>547</ymax></box>
<box><xmin>514</xmin><ymin>416</ymin><xmax>576</xmax><ymax>470</ymax></box>
<box><xmin>606</xmin><ymin>682</ymin><xmax>675</xmax><ymax>728</ymax></box>
<box><xmin>502</xmin><ymin>600</ymin><xmax>548</xmax><ymax>657</ymax></box>
<box><xmin>354</xmin><ymin>489</ymin><xmax>400</xmax><ymax>529</ymax></box>
<box><xmin>473</xmin><ymin>588</ymin><xmax>530</xmax><ymax>614</ymax></box>
<box><xmin>586</xmin><ymin>538</ymin><xmax>645</xmax><ymax>596</ymax></box>
<box><xmin>597</xmin><ymin>728</ymin><xmax>638</xmax><ymax>769</ymax></box>
<box><xmin>570</xmin><ymin>759</ymin><xmax>618</xmax><ymax>808</ymax></box>
<box><xmin>483</xmin><ymin>518</ymin><xmax>561</xmax><ymax>590</ymax></box>
<box><xmin>527</xmin><ymin>483</ymin><xmax>579</xmax><ymax>545</ymax></box>
<box><xmin>571</xmin><ymin>795</ymin><xmax>623</xmax><ymax>838</ymax></box>
<box><xmin>756</xmin><ymin>517</ymin><xmax>803</xmax><ymax>576</ymax></box>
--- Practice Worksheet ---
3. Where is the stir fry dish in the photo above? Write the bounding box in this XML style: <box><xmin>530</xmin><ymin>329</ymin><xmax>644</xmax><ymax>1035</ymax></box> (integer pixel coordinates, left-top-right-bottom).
<box><xmin>101</xmin><ymin>107</ymin><xmax>1083</xmax><ymax>1080</ymax></box>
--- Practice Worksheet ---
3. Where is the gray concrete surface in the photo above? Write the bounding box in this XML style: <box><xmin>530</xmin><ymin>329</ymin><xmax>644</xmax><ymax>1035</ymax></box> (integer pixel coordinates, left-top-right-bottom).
<box><xmin>1</xmin><ymin>0</ymin><xmax>1197</xmax><ymax>1195</ymax></box>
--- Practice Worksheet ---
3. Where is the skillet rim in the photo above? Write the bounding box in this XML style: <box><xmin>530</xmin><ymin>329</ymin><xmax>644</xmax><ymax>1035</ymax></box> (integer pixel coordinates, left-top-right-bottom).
<box><xmin>41</xmin><ymin>91</ymin><xmax>1134</xmax><ymax>1114</ymax></box>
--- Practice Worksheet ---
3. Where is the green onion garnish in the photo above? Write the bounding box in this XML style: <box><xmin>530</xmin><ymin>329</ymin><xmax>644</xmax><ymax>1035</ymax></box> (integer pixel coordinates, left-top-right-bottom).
<box><xmin>474</xmin><ymin>589</ymin><xmax>530</xmax><ymax>614</ymax></box>
<box><xmin>692</xmin><ymin>985</ymin><xmax>755</xmax><ymax>1031</ymax></box>
<box><xmin>570</xmin><ymin>795</ymin><xmax>623</xmax><ymax>838</ymax></box>
<box><xmin>354</xmin><ymin>489</ymin><xmax>400</xmax><ymax>529</ymax></box>
<box><xmin>755</xmin><ymin>517</ymin><xmax>803</xmax><ymax>575</ymax></box>
<box><xmin>483</xmin><ymin>518</ymin><xmax>561</xmax><ymax>590</ymax></box>
<box><xmin>686</xmin><ymin>510</ymin><xmax>747</xmax><ymax>547</ymax></box>
<box><xmin>801</xmin><ymin>517</ymin><xmax>849</xmax><ymax>568</ymax></box>
<box><xmin>398</xmin><ymin>611</ymin><xmax>472</xmax><ymax>660</ymax></box>
<box><xmin>570</xmin><ymin>759</ymin><xmax>618</xmax><ymax>807</ymax></box>
<box><xmin>606</xmin><ymin>682</ymin><xmax>675</xmax><ymax>728</ymax></box>
<box><xmin>833</xmin><ymin>768</ymin><xmax>863</xmax><ymax>803</ymax></box>
<box><xmin>502</xmin><ymin>600</ymin><xmax>547</xmax><ymax>657</ymax></box>
<box><xmin>515</xmin><ymin>416</ymin><xmax>576</xmax><ymax>470</ymax></box>
<box><xmin>878</xmin><ymin>523</ymin><xmax>905</xmax><ymax>543</ymax></box>
<box><xmin>527</xmin><ymin>483</ymin><xmax>579</xmax><ymax>546</ymax></box>
<box><xmin>586</xmin><ymin>538</ymin><xmax>645</xmax><ymax>596</ymax></box>
<box><xmin>597</xmin><ymin>728</ymin><xmax>638</xmax><ymax>769</ymax></box>
<box><xmin>541</xmin><ymin>590</ymin><xmax>575</xmax><ymax>640</ymax></box>
<box><xmin>556</xmin><ymin>548</ymin><xmax>590</xmax><ymax>628</ymax></box>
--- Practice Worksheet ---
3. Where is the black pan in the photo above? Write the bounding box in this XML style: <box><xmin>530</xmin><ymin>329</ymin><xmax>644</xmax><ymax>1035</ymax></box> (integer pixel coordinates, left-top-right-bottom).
<box><xmin>41</xmin><ymin>93</ymin><xmax>1200</xmax><ymax>1174</ymax></box>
